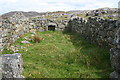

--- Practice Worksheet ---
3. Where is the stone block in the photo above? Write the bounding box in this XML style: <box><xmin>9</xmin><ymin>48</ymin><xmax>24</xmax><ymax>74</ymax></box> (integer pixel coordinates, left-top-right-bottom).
<box><xmin>110</xmin><ymin>71</ymin><xmax>120</xmax><ymax>78</ymax></box>
<box><xmin>0</xmin><ymin>53</ymin><xmax>24</xmax><ymax>78</ymax></box>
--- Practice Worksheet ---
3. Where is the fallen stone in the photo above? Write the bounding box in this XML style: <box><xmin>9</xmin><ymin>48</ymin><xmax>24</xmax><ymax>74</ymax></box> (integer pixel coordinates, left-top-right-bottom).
<box><xmin>9</xmin><ymin>45</ymin><xmax>19</xmax><ymax>53</ymax></box>
<box><xmin>110</xmin><ymin>71</ymin><xmax>120</xmax><ymax>78</ymax></box>
<box><xmin>24</xmin><ymin>37</ymin><xmax>31</xmax><ymax>41</ymax></box>
<box><xmin>21</xmin><ymin>40</ymin><xmax>30</xmax><ymax>44</ymax></box>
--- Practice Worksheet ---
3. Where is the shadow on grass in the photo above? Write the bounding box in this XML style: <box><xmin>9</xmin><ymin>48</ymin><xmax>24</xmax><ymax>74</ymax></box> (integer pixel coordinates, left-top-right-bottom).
<box><xmin>63</xmin><ymin>31</ymin><xmax>113</xmax><ymax>78</ymax></box>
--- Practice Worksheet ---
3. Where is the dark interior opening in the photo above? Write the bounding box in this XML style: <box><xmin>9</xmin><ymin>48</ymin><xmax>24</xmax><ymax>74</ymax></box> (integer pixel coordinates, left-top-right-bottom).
<box><xmin>48</xmin><ymin>25</ymin><xmax>55</xmax><ymax>31</ymax></box>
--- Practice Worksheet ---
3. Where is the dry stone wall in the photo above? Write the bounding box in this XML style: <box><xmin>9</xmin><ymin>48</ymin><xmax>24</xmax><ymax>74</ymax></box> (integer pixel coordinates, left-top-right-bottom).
<box><xmin>67</xmin><ymin>16</ymin><xmax>120</xmax><ymax>78</ymax></box>
<box><xmin>68</xmin><ymin>17</ymin><xmax>118</xmax><ymax>47</ymax></box>
<box><xmin>0</xmin><ymin>12</ymin><xmax>68</xmax><ymax>79</ymax></box>
<box><xmin>110</xmin><ymin>28</ymin><xmax>120</xmax><ymax>78</ymax></box>
<box><xmin>0</xmin><ymin>12</ymin><xmax>68</xmax><ymax>53</ymax></box>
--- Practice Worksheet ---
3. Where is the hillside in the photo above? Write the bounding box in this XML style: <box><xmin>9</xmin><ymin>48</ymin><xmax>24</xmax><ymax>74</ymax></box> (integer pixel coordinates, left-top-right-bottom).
<box><xmin>1</xmin><ymin>7</ymin><xmax>118</xmax><ymax>19</ymax></box>
<box><xmin>1</xmin><ymin>11</ymin><xmax>46</xmax><ymax>18</ymax></box>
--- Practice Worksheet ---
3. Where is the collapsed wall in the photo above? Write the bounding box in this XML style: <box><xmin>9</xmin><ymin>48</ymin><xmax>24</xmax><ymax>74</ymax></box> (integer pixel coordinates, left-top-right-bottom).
<box><xmin>68</xmin><ymin>16</ymin><xmax>120</xmax><ymax>78</ymax></box>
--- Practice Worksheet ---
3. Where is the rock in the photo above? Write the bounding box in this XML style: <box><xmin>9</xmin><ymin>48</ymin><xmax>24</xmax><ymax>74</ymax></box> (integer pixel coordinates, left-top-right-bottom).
<box><xmin>21</xmin><ymin>40</ymin><xmax>30</xmax><ymax>44</ymax></box>
<box><xmin>21</xmin><ymin>46</ymin><xmax>26</xmax><ymax>49</ymax></box>
<box><xmin>30</xmin><ymin>29</ymin><xmax>36</xmax><ymax>34</ymax></box>
<box><xmin>110</xmin><ymin>28</ymin><xmax>120</xmax><ymax>78</ymax></box>
<box><xmin>0</xmin><ymin>45</ymin><xmax>4</xmax><ymax>53</ymax></box>
<box><xmin>114</xmin><ymin>28</ymin><xmax>120</xmax><ymax>49</ymax></box>
<box><xmin>9</xmin><ymin>45</ymin><xmax>19</xmax><ymax>53</ymax></box>
<box><xmin>110</xmin><ymin>71</ymin><xmax>120</xmax><ymax>78</ymax></box>
<box><xmin>0</xmin><ymin>53</ymin><xmax>24</xmax><ymax>78</ymax></box>
<box><xmin>24</xmin><ymin>37</ymin><xmax>31</xmax><ymax>41</ymax></box>
<box><xmin>110</xmin><ymin>48</ymin><xmax>120</xmax><ymax>72</ymax></box>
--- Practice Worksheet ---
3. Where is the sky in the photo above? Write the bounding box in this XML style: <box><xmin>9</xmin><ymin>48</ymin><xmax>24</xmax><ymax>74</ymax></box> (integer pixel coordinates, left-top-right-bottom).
<box><xmin>0</xmin><ymin>0</ymin><xmax>119</xmax><ymax>15</ymax></box>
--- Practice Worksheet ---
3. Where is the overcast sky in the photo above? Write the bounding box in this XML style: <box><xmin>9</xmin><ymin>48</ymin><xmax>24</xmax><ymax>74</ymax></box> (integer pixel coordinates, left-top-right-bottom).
<box><xmin>0</xmin><ymin>0</ymin><xmax>119</xmax><ymax>15</ymax></box>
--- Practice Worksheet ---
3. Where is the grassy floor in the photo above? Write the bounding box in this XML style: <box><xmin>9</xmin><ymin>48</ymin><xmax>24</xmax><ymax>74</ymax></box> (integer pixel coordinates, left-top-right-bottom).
<box><xmin>1</xmin><ymin>31</ymin><xmax>113</xmax><ymax>78</ymax></box>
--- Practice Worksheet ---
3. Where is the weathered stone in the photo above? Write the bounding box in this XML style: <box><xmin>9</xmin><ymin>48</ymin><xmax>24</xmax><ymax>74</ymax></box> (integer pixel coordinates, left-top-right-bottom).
<box><xmin>21</xmin><ymin>40</ymin><xmax>30</xmax><ymax>44</ymax></box>
<box><xmin>110</xmin><ymin>28</ymin><xmax>120</xmax><ymax>78</ymax></box>
<box><xmin>0</xmin><ymin>53</ymin><xmax>24</xmax><ymax>78</ymax></box>
<box><xmin>110</xmin><ymin>71</ymin><xmax>120</xmax><ymax>78</ymax></box>
<box><xmin>0</xmin><ymin>45</ymin><xmax>4</xmax><ymax>53</ymax></box>
<box><xmin>110</xmin><ymin>48</ymin><xmax>120</xmax><ymax>72</ymax></box>
<box><xmin>9</xmin><ymin>45</ymin><xmax>19</xmax><ymax>52</ymax></box>
<box><xmin>24</xmin><ymin>37</ymin><xmax>31</xmax><ymax>41</ymax></box>
<box><xmin>114</xmin><ymin>28</ymin><xmax>120</xmax><ymax>49</ymax></box>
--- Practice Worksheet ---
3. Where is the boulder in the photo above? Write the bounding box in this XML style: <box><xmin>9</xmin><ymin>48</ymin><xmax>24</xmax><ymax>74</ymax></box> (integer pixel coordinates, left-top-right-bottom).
<box><xmin>110</xmin><ymin>48</ymin><xmax>120</xmax><ymax>72</ymax></box>
<box><xmin>110</xmin><ymin>28</ymin><xmax>120</xmax><ymax>78</ymax></box>
<box><xmin>0</xmin><ymin>53</ymin><xmax>24</xmax><ymax>78</ymax></box>
<box><xmin>113</xmin><ymin>28</ymin><xmax>120</xmax><ymax>49</ymax></box>
<box><xmin>110</xmin><ymin>71</ymin><xmax>120</xmax><ymax>78</ymax></box>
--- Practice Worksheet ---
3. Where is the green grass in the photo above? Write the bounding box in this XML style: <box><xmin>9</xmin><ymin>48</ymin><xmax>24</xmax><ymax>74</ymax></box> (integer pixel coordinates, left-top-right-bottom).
<box><xmin>1</xmin><ymin>31</ymin><xmax>113</xmax><ymax>78</ymax></box>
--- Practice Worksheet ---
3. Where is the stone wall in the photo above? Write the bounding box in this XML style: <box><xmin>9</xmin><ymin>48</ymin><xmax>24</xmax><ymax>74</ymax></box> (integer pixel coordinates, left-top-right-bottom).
<box><xmin>0</xmin><ymin>12</ymin><xmax>68</xmax><ymax>53</ymax></box>
<box><xmin>68</xmin><ymin>17</ymin><xmax>118</xmax><ymax>48</ymax></box>
<box><xmin>86</xmin><ymin>8</ymin><xmax>118</xmax><ymax>17</ymax></box>
<box><xmin>110</xmin><ymin>28</ymin><xmax>120</xmax><ymax>78</ymax></box>
<box><xmin>67</xmin><ymin>16</ymin><xmax>120</xmax><ymax>78</ymax></box>
<box><xmin>0</xmin><ymin>12</ymin><xmax>69</xmax><ymax>79</ymax></box>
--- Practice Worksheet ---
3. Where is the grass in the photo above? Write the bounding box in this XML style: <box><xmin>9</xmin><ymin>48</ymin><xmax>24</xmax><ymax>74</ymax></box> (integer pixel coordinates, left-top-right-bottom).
<box><xmin>1</xmin><ymin>31</ymin><xmax>113</xmax><ymax>78</ymax></box>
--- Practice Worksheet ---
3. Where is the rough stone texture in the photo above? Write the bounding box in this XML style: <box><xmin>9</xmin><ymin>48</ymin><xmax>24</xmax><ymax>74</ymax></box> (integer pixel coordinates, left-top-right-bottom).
<box><xmin>110</xmin><ymin>71</ymin><xmax>120</xmax><ymax>78</ymax></box>
<box><xmin>0</xmin><ymin>12</ymin><xmax>70</xmax><ymax>53</ymax></box>
<box><xmin>86</xmin><ymin>7</ymin><xmax>118</xmax><ymax>18</ymax></box>
<box><xmin>68</xmin><ymin>17</ymin><xmax>118</xmax><ymax>47</ymax></box>
<box><xmin>0</xmin><ymin>12</ymin><xmax>70</xmax><ymax>52</ymax></box>
<box><xmin>67</xmin><ymin>16</ymin><xmax>119</xmax><ymax>78</ymax></box>
<box><xmin>110</xmin><ymin>48</ymin><xmax>120</xmax><ymax>72</ymax></box>
<box><xmin>0</xmin><ymin>53</ymin><xmax>24</xmax><ymax>78</ymax></box>
<box><xmin>110</xmin><ymin>28</ymin><xmax>120</xmax><ymax>78</ymax></box>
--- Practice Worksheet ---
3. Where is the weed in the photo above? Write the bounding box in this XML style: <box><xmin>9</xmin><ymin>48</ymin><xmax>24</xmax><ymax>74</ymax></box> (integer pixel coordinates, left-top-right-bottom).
<box><xmin>31</xmin><ymin>34</ymin><xmax>42</xmax><ymax>43</ymax></box>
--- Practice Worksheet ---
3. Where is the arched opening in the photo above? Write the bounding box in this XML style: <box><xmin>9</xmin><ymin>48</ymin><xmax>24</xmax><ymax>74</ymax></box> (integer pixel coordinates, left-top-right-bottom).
<box><xmin>48</xmin><ymin>25</ymin><xmax>55</xmax><ymax>31</ymax></box>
